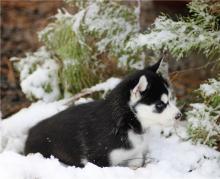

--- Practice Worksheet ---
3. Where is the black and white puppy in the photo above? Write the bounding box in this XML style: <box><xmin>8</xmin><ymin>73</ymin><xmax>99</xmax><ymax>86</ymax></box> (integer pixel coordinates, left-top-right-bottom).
<box><xmin>25</xmin><ymin>59</ymin><xmax>181</xmax><ymax>168</ymax></box>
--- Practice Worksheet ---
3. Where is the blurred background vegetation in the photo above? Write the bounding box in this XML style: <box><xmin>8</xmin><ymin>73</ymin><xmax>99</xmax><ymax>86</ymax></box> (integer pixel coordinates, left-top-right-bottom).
<box><xmin>1</xmin><ymin>0</ymin><xmax>214</xmax><ymax>117</ymax></box>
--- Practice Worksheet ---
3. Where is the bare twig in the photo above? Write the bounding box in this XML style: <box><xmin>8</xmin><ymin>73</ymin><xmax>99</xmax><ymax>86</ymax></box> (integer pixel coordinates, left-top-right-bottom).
<box><xmin>170</xmin><ymin>59</ymin><xmax>220</xmax><ymax>82</ymax></box>
<box><xmin>63</xmin><ymin>88</ymin><xmax>94</xmax><ymax>106</ymax></box>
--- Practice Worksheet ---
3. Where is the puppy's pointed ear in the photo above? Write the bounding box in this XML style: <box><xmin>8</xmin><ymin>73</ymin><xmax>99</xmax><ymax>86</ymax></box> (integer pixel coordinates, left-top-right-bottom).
<box><xmin>148</xmin><ymin>57</ymin><xmax>163</xmax><ymax>73</ymax></box>
<box><xmin>130</xmin><ymin>75</ymin><xmax>148</xmax><ymax>104</ymax></box>
<box><xmin>157</xmin><ymin>58</ymin><xmax>169</xmax><ymax>79</ymax></box>
<box><xmin>147</xmin><ymin>56</ymin><xmax>169</xmax><ymax>79</ymax></box>
<box><xmin>133</xmin><ymin>75</ymin><xmax>148</xmax><ymax>94</ymax></box>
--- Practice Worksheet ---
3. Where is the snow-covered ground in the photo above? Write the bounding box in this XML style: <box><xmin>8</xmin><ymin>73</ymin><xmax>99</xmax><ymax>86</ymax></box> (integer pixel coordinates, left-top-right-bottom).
<box><xmin>0</xmin><ymin>99</ymin><xmax>220</xmax><ymax>179</ymax></box>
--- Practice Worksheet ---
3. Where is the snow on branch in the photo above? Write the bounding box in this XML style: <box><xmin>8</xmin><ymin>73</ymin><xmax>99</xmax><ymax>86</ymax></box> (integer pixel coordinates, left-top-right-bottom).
<box><xmin>127</xmin><ymin>0</ymin><xmax>220</xmax><ymax>60</ymax></box>
<box><xmin>187</xmin><ymin>76</ymin><xmax>220</xmax><ymax>148</ymax></box>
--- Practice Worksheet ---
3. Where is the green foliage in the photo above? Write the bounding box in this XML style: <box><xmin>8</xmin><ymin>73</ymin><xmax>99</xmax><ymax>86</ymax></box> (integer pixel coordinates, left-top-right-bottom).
<box><xmin>188</xmin><ymin>0</ymin><xmax>220</xmax><ymax>30</ymax></box>
<box><xmin>187</xmin><ymin>124</ymin><xmax>218</xmax><ymax>147</ymax></box>
<box><xmin>186</xmin><ymin>76</ymin><xmax>220</xmax><ymax>148</ymax></box>
<box><xmin>39</xmin><ymin>9</ymin><xmax>91</xmax><ymax>61</ymax></box>
<box><xmin>12</xmin><ymin>0</ymin><xmax>220</xmax><ymax>105</ymax></box>
<box><xmin>43</xmin><ymin>83</ymin><xmax>53</xmax><ymax>93</ymax></box>
<box><xmin>81</xmin><ymin>1</ymin><xmax>138</xmax><ymax>56</ymax></box>
<box><xmin>38</xmin><ymin>2</ymin><xmax>139</xmax><ymax>95</ymax></box>
<box><xmin>127</xmin><ymin>0</ymin><xmax>220</xmax><ymax>60</ymax></box>
<box><xmin>39</xmin><ymin>13</ymin><xmax>97</xmax><ymax>94</ymax></box>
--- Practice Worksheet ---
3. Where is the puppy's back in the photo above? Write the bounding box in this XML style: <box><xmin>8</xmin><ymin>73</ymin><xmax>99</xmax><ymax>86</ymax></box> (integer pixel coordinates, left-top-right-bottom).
<box><xmin>25</xmin><ymin>100</ymin><xmax>106</xmax><ymax>166</ymax></box>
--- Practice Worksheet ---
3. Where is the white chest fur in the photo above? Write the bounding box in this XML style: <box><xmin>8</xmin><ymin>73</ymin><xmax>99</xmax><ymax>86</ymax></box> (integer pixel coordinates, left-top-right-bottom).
<box><xmin>109</xmin><ymin>130</ymin><xmax>148</xmax><ymax>168</ymax></box>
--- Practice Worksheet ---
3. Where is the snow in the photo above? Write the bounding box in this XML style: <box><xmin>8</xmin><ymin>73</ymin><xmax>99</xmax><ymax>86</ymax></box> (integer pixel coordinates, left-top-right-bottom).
<box><xmin>74</xmin><ymin>98</ymin><xmax>93</xmax><ymax>105</ymax></box>
<box><xmin>126</xmin><ymin>15</ymin><xmax>220</xmax><ymax>60</ymax></box>
<box><xmin>200</xmin><ymin>84</ymin><xmax>216</xmax><ymax>96</ymax></box>
<box><xmin>82</xmin><ymin>2</ymin><xmax>138</xmax><ymax>55</ymax></box>
<box><xmin>11</xmin><ymin>47</ymin><xmax>61</xmax><ymax>102</ymax></box>
<box><xmin>126</xmin><ymin>17</ymin><xmax>177</xmax><ymax>52</ymax></box>
<box><xmin>187</xmin><ymin>103</ymin><xmax>220</xmax><ymax>134</ymax></box>
<box><xmin>72</xmin><ymin>9</ymin><xmax>85</xmax><ymax>33</ymax></box>
<box><xmin>89</xmin><ymin>77</ymin><xmax>121</xmax><ymax>92</ymax></box>
<box><xmin>146</xmin><ymin>127</ymin><xmax>220</xmax><ymax>177</ymax></box>
<box><xmin>128</xmin><ymin>31</ymin><xmax>176</xmax><ymax>51</ymax></box>
<box><xmin>199</xmin><ymin>79</ymin><xmax>220</xmax><ymax>97</ymax></box>
<box><xmin>54</xmin><ymin>8</ymin><xmax>74</xmax><ymax>23</ymax></box>
<box><xmin>0</xmin><ymin>99</ymin><xmax>220</xmax><ymax>179</ymax></box>
<box><xmin>118</xmin><ymin>55</ymin><xmax>129</xmax><ymax>68</ymax></box>
<box><xmin>185</xmin><ymin>77</ymin><xmax>220</xmax><ymax>148</ymax></box>
<box><xmin>0</xmin><ymin>101</ymin><xmax>67</xmax><ymax>153</ymax></box>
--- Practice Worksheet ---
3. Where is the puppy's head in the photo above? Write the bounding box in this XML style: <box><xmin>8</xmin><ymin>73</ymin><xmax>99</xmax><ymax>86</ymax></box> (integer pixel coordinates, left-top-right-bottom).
<box><xmin>129</xmin><ymin>59</ymin><xmax>181</xmax><ymax>129</ymax></box>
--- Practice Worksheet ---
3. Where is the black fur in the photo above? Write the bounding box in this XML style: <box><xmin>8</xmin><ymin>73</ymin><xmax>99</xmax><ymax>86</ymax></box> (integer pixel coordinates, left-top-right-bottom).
<box><xmin>25</xmin><ymin>60</ymin><xmax>168</xmax><ymax>167</ymax></box>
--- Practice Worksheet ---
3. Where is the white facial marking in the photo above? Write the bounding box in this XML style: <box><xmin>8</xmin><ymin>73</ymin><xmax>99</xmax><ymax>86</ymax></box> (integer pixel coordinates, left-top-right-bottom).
<box><xmin>161</xmin><ymin>94</ymin><xmax>168</xmax><ymax>104</ymax></box>
<box><xmin>130</xmin><ymin>75</ymin><xmax>148</xmax><ymax>105</ymax></box>
<box><xmin>109</xmin><ymin>130</ymin><xmax>148</xmax><ymax>167</ymax></box>
<box><xmin>132</xmin><ymin>91</ymin><xmax>180</xmax><ymax>129</ymax></box>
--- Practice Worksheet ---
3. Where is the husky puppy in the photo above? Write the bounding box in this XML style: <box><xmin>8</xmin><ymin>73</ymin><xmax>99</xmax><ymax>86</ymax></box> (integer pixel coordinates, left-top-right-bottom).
<box><xmin>25</xmin><ymin>59</ymin><xmax>181</xmax><ymax>168</ymax></box>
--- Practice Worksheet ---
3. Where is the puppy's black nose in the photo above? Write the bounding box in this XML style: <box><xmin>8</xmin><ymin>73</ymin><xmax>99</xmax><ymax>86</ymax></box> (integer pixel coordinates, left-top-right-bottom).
<box><xmin>175</xmin><ymin>112</ymin><xmax>182</xmax><ymax>120</ymax></box>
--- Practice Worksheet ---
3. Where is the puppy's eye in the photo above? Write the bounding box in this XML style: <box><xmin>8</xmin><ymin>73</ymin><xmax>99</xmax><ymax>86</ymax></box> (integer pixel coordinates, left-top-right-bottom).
<box><xmin>155</xmin><ymin>101</ymin><xmax>165</xmax><ymax>112</ymax></box>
